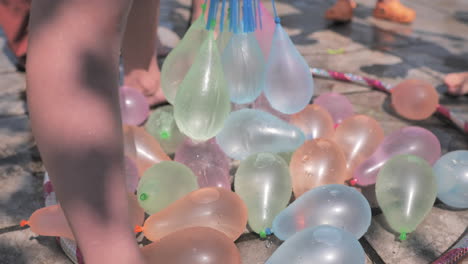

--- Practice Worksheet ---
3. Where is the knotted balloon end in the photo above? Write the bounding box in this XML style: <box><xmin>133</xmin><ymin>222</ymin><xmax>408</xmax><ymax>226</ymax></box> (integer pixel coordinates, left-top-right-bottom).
<box><xmin>134</xmin><ymin>225</ymin><xmax>143</xmax><ymax>233</ymax></box>
<box><xmin>20</xmin><ymin>220</ymin><xmax>29</xmax><ymax>227</ymax></box>
<box><xmin>201</xmin><ymin>3</ymin><xmax>207</xmax><ymax>15</ymax></box>
<box><xmin>349</xmin><ymin>178</ymin><xmax>358</xmax><ymax>186</ymax></box>
<box><xmin>139</xmin><ymin>193</ymin><xmax>148</xmax><ymax>201</ymax></box>
<box><xmin>160</xmin><ymin>131</ymin><xmax>170</xmax><ymax>139</ymax></box>
<box><xmin>265</xmin><ymin>228</ymin><xmax>272</xmax><ymax>236</ymax></box>
<box><xmin>274</xmin><ymin>17</ymin><xmax>281</xmax><ymax>24</ymax></box>
<box><xmin>259</xmin><ymin>230</ymin><xmax>267</xmax><ymax>239</ymax></box>
<box><xmin>399</xmin><ymin>232</ymin><xmax>407</xmax><ymax>241</ymax></box>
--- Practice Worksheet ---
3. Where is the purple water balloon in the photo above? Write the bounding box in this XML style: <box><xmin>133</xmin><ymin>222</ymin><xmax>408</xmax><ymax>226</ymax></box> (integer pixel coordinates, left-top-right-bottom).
<box><xmin>314</xmin><ymin>92</ymin><xmax>354</xmax><ymax>124</ymax></box>
<box><xmin>124</xmin><ymin>156</ymin><xmax>140</xmax><ymax>193</ymax></box>
<box><xmin>252</xmin><ymin>93</ymin><xmax>290</xmax><ymax>121</ymax></box>
<box><xmin>119</xmin><ymin>86</ymin><xmax>150</xmax><ymax>126</ymax></box>
<box><xmin>352</xmin><ymin>126</ymin><xmax>441</xmax><ymax>186</ymax></box>
<box><xmin>175</xmin><ymin>138</ymin><xmax>231</xmax><ymax>189</ymax></box>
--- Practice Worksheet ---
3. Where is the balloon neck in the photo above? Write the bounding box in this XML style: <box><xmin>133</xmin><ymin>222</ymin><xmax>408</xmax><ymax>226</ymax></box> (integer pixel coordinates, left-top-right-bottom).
<box><xmin>20</xmin><ymin>220</ymin><xmax>29</xmax><ymax>227</ymax></box>
<box><xmin>139</xmin><ymin>193</ymin><xmax>148</xmax><ymax>201</ymax></box>
<box><xmin>259</xmin><ymin>228</ymin><xmax>272</xmax><ymax>239</ymax></box>
<box><xmin>160</xmin><ymin>131</ymin><xmax>170</xmax><ymax>139</ymax></box>
<box><xmin>274</xmin><ymin>17</ymin><xmax>281</xmax><ymax>24</ymax></box>
<box><xmin>399</xmin><ymin>232</ymin><xmax>407</xmax><ymax>241</ymax></box>
<box><xmin>349</xmin><ymin>178</ymin><xmax>358</xmax><ymax>186</ymax></box>
<box><xmin>334</xmin><ymin>123</ymin><xmax>339</xmax><ymax>129</ymax></box>
<box><xmin>201</xmin><ymin>3</ymin><xmax>207</xmax><ymax>16</ymax></box>
<box><xmin>134</xmin><ymin>225</ymin><xmax>143</xmax><ymax>233</ymax></box>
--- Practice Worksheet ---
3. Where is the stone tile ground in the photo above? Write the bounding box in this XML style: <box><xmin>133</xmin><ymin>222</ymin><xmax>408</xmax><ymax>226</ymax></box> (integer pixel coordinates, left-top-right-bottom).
<box><xmin>0</xmin><ymin>0</ymin><xmax>467</xmax><ymax>263</ymax></box>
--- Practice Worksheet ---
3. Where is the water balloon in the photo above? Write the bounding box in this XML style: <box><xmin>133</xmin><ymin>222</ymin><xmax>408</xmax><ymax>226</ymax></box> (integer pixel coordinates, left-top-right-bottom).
<box><xmin>235</xmin><ymin>153</ymin><xmax>291</xmax><ymax>234</ymax></box>
<box><xmin>137</xmin><ymin>161</ymin><xmax>198</xmax><ymax>214</ymax></box>
<box><xmin>216</xmin><ymin>109</ymin><xmax>305</xmax><ymax>160</ymax></box>
<box><xmin>273</xmin><ymin>184</ymin><xmax>371</xmax><ymax>240</ymax></box>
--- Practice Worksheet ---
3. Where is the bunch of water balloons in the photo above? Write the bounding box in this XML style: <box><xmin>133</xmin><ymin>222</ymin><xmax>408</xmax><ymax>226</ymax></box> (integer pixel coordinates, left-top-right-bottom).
<box><xmin>23</xmin><ymin>0</ymin><xmax>468</xmax><ymax>263</ymax></box>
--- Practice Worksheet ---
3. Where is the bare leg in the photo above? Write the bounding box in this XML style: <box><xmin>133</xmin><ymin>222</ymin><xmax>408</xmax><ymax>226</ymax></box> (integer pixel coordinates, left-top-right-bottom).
<box><xmin>122</xmin><ymin>0</ymin><xmax>166</xmax><ymax>106</ymax></box>
<box><xmin>27</xmin><ymin>0</ymin><xmax>145</xmax><ymax>263</ymax></box>
<box><xmin>444</xmin><ymin>72</ymin><xmax>468</xmax><ymax>95</ymax></box>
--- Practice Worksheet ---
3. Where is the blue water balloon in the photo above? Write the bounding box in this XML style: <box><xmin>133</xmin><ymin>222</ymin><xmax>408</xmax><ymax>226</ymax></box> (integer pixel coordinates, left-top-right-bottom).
<box><xmin>273</xmin><ymin>184</ymin><xmax>371</xmax><ymax>240</ymax></box>
<box><xmin>263</xmin><ymin>23</ymin><xmax>314</xmax><ymax>114</ymax></box>
<box><xmin>433</xmin><ymin>150</ymin><xmax>468</xmax><ymax>209</ymax></box>
<box><xmin>216</xmin><ymin>109</ymin><xmax>305</xmax><ymax>160</ymax></box>
<box><xmin>266</xmin><ymin>225</ymin><xmax>366</xmax><ymax>264</ymax></box>
<box><xmin>222</xmin><ymin>32</ymin><xmax>265</xmax><ymax>104</ymax></box>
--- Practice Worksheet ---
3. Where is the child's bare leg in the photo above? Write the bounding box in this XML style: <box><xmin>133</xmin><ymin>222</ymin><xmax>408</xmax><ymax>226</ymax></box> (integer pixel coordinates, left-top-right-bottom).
<box><xmin>122</xmin><ymin>0</ymin><xmax>166</xmax><ymax>106</ymax></box>
<box><xmin>27</xmin><ymin>1</ymin><xmax>145</xmax><ymax>263</ymax></box>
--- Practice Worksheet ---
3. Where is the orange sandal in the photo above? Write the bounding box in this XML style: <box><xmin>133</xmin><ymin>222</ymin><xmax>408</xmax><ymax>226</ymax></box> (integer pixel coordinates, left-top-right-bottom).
<box><xmin>325</xmin><ymin>0</ymin><xmax>356</xmax><ymax>22</ymax></box>
<box><xmin>373</xmin><ymin>1</ymin><xmax>416</xmax><ymax>24</ymax></box>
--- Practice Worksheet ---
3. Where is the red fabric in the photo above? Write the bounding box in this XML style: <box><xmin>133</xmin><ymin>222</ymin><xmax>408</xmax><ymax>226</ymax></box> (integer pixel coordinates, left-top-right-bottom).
<box><xmin>0</xmin><ymin>0</ymin><xmax>30</xmax><ymax>58</ymax></box>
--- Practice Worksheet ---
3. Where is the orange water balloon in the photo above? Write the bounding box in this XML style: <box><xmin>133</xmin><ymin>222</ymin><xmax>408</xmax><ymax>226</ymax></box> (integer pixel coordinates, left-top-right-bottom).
<box><xmin>142</xmin><ymin>227</ymin><xmax>241</xmax><ymax>264</ymax></box>
<box><xmin>28</xmin><ymin>194</ymin><xmax>144</xmax><ymax>240</ymax></box>
<box><xmin>290</xmin><ymin>139</ymin><xmax>347</xmax><ymax>197</ymax></box>
<box><xmin>290</xmin><ymin>104</ymin><xmax>334</xmax><ymax>140</ymax></box>
<box><xmin>139</xmin><ymin>187</ymin><xmax>247</xmax><ymax>241</ymax></box>
<box><xmin>334</xmin><ymin>115</ymin><xmax>384</xmax><ymax>174</ymax></box>
<box><xmin>391</xmin><ymin>79</ymin><xmax>439</xmax><ymax>120</ymax></box>
<box><xmin>123</xmin><ymin>125</ymin><xmax>171</xmax><ymax>175</ymax></box>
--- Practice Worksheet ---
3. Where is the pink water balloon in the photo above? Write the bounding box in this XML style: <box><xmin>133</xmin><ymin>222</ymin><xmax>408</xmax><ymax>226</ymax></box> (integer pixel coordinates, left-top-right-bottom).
<box><xmin>119</xmin><ymin>86</ymin><xmax>150</xmax><ymax>126</ymax></box>
<box><xmin>314</xmin><ymin>92</ymin><xmax>354</xmax><ymax>124</ymax></box>
<box><xmin>255</xmin><ymin>1</ymin><xmax>276</xmax><ymax>59</ymax></box>
<box><xmin>175</xmin><ymin>138</ymin><xmax>231</xmax><ymax>189</ymax></box>
<box><xmin>352</xmin><ymin>126</ymin><xmax>441</xmax><ymax>186</ymax></box>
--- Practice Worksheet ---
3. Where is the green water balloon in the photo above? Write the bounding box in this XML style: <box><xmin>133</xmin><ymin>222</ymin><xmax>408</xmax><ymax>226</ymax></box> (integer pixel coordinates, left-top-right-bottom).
<box><xmin>145</xmin><ymin>105</ymin><xmax>185</xmax><ymax>154</ymax></box>
<box><xmin>234</xmin><ymin>153</ymin><xmax>292</xmax><ymax>234</ymax></box>
<box><xmin>174</xmin><ymin>31</ymin><xmax>231</xmax><ymax>141</ymax></box>
<box><xmin>161</xmin><ymin>16</ymin><xmax>208</xmax><ymax>104</ymax></box>
<box><xmin>137</xmin><ymin>161</ymin><xmax>199</xmax><ymax>215</ymax></box>
<box><xmin>376</xmin><ymin>154</ymin><xmax>437</xmax><ymax>240</ymax></box>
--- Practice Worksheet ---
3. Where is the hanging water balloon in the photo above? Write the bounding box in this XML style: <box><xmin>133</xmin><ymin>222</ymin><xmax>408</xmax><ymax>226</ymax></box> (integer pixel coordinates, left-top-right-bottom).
<box><xmin>221</xmin><ymin>27</ymin><xmax>265</xmax><ymax>104</ymax></box>
<box><xmin>174</xmin><ymin>20</ymin><xmax>231</xmax><ymax>141</ymax></box>
<box><xmin>262</xmin><ymin>1</ymin><xmax>314</xmax><ymax>114</ymax></box>
<box><xmin>161</xmin><ymin>12</ymin><xmax>208</xmax><ymax>104</ymax></box>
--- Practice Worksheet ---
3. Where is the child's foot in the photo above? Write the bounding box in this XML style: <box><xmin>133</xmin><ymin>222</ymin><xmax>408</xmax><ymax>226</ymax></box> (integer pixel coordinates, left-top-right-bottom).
<box><xmin>373</xmin><ymin>0</ymin><xmax>416</xmax><ymax>24</ymax></box>
<box><xmin>444</xmin><ymin>72</ymin><xmax>468</xmax><ymax>95</ymax></box>
<box><xmin>325</xmin><ymin>0</ymin><xmax>355</xmax><ymax>23</ymax></box>
<box><xmin>124</xmin><ymin>55</ymin><xmax>166</xmax><ymax>106</ymax></box>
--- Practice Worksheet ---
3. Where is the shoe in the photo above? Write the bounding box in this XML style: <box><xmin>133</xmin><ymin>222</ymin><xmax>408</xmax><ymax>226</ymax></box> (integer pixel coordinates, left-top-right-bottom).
<box><xmin>325</xmin><ymin>0</ymin><xmax>355</xmax><ymax>22</ymax></box>
<box><xmin>373</xmin><ymin>1</ymin><xmax>416</xmax><ymax>24</ymax></box>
